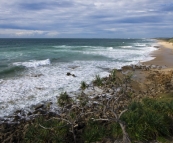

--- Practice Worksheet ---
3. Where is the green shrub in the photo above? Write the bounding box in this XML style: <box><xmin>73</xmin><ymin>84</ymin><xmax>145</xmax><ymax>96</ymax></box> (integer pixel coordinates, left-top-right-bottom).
<box><xmin>110</xmin><ymin>69</ymin><xmax>117</xmax><ymax>80</ymax></box>
<box><xmin>24</xmin><ymin>117</ymin><xmax>69</xmax><ymax>143</ymax></box>
<box><xmin>57</xmin><ymin>92</ymin><xmax>72</xmax><ymax>107</ymax></box>
<box><xmin>82</xmin><ymin>120</ymin><xmax>107</xmax><ymax>142</ymax></box>
<box><xmin>169</xmin><ymin>39</ymin><xmax>173</xmax><ymax>43</ymax></box>
<box><xmin>107</xmin><ymin>122</ymin><xmax>122</xmax><ymax>139</ymax></box>
<box><xmin>93</xmin><ymin>75</ymin><xmax>103</xmax><ymax>86</ymax></box>
<box><xmin>142</xmin><ymin>98</ymin><xmax>173</xmax><ymax>115</ymax></box>
<box><xmin>121</xmin><ymin>99</ymin><xmax>173</xmax><ymax>142</ymax></box>
<box><xmin>80</xmin><ymin>81</ymin><xmax>87</xmax><ymax>90</ymax></box>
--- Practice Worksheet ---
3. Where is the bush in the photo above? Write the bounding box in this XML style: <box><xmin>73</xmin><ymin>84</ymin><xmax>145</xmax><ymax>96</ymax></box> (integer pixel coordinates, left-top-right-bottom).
<box><xmin>80</xmin><ymin>81</ymin><xmax>87</xmax><ymax>90</ymax></box>
<box><xmin>169</xmin><ymin>39</ymin><xmax>173</xmax><ymax>43</ymax></box>
<box><xmin>82</xmin><ymin>120</ymin><xmax>106</xmax><ymax>142</ymax></box>
<box><xmin>93</xmin><ymin>75</ymin><xmax>103</xmax><ymax>86</ymax></box>
<box><xmin>121</xmin><ymin>99</ymin><xmax>173</xmax><ymax>142</ymax></box>
<box><xmin>57</xmin><ymin>92</ymin><xmax>72</xmax><ymax>107</ymax></box>
<box><xmin>110</xmin><ymin>69</ymin><xmax>117</xmax><ymax>80</ymax></box>
<box><xmin>24</xmin><ymin>117</ymin><xmax>69</xmax><ymax>143</ymax></box>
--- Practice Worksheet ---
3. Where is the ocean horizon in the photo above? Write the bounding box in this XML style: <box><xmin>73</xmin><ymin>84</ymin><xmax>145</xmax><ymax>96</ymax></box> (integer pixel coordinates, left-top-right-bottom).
<box><xmin>0</xmin><ymin>38</ymin><xmax>158</xmax><ymax>117</ymax></box>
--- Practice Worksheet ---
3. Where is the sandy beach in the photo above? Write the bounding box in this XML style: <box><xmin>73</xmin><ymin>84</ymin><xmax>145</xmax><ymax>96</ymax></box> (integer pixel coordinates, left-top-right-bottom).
<box><xmin>143</xmin><ymin>40</ymin><xmax>173</xmax><ymax>68</ymax></box>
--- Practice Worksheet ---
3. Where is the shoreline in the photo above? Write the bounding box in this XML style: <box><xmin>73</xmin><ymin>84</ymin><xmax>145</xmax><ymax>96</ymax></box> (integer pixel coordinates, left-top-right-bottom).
<box><xmin>1</xmin><ymin>40</ymin><xmax>172</xmax><ymax>120</ymax></box>
<box><xmin>143</xmin><ymin>40</ymin><xmax>173</xmax><ymax>68</ymax></box>
<box><xmin>1</xmin><ymin>40</ymin><xmax>173</xmax><ymax>142</ymax></box>
<box><xmin>0</xmin><ymin>40</ymin><xmax>172</xmax><ymax>118</ymax></box>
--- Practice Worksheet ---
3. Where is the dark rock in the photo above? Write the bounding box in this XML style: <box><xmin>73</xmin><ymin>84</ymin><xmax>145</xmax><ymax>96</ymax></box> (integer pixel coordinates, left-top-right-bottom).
<box><xmin>47</xmin><ymin>112</ymin><xmax>57</xmax><ymax>117</ymax></box>
<box><xmin>32</xmin><ymin>74</ymin><xmax>43</xmax><ymax>77</ymax></box>
<box><xmin>35</xmin><ymin>104</ymin><xmax>44</xmax><ymax>110</ymax></box>
<box><xmin>13</xmin><ymin>115</ymin><xmax>21</xmax><ymax>121</ymax></box>
<box><xmin>27</xmin><ymin>112</ymin><xmax>32</xmax><ymax>116</ymax></box>
<box><xmin>66</xmin><ymin>72</ymin><xmax>71</xmax><ymax>76</ymax></box>
<box><xmin>72</xmin><ymin>74</ymin><xmax>76</xmax><ymax>77</ymax></box>
<box><xmin>33</xmin><ymin>109</ymin><xmax>47</xmax><ymax>115</ymax></box>
<box><xmin>15</xmin><ymin>110</ymin><xmax>22</xmax><ymax>114</ymax></box>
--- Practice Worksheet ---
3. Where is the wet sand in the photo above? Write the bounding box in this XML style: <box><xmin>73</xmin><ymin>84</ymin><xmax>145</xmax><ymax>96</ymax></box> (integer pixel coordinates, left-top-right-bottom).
<box><xmin>143</xmin><ymin>41</ymin><xmax>173</xmax><ymax>68</ymax></box>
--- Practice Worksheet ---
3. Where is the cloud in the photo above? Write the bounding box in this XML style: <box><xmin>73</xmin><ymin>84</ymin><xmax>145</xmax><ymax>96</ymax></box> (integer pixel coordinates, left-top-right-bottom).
<box><xmin>117</xmin><ymin>15</ymin><xmax>163</xmax><ymax>23</ymax></box>
<box><xmin>18</xmin><ymin>1</ymin><xmax>74</xmax><ymax>11</ymax></box>
<box><xmin>0</xmin><ymin>29</ymin><xmax>59</xmax><ymax>38</ymax></box>
<box><xmin>0</xmin><ymin>0</ymin><xmax>172</xmax><ymax>38</ymax></box>
<box><xmin>160</xmin><ymin>3</ymin><xmax>173</xmax><ymax>12</ymax></box>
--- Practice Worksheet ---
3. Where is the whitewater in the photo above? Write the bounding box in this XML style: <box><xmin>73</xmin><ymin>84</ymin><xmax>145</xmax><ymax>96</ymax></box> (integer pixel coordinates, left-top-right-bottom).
<box><xmin>0</xmin><ymin>38</ymin><xmax>158</xmax><ymax>117</ymax></box>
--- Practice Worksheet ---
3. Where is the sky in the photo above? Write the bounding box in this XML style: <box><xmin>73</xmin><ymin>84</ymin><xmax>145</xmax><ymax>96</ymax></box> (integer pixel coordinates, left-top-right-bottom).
<box><xmin>0</xmin><ymin>0</ymin><xmax>173</xmax><ymax>38</ymax></box>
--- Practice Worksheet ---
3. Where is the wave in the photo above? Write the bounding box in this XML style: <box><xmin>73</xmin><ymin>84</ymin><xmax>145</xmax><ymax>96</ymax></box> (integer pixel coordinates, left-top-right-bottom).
<box><xmin>0</xmin><ymin>66</ymin><xmax>25</xmax><ymax>78</ymax></box>
<box><xmin>134</xmin><ymin>44</ymin><xmax>146</xmax><ymax>47</ymax></box>
<box><xmin>13</xmin><ymin>59</ymin><xmax>51</xmax><ymax>68</ymax></box>
<box><xmin>53</xmin><ymin>45</ymin><xmax>91</xmax><ymax>49</ymax></box>
<box><xmin>53</xmin><ymin>45</ymin><xmax>69</xmax><ymax>48</ymax></box>
<box><xmin>107</xmin><ymin>47</ymin><xmax>114</xmax><ymax>50</ymax></box>
<box><xmin>121</xmin><ymin>46</ymin><xmax>133</xmax><ymax>49</ymax></box>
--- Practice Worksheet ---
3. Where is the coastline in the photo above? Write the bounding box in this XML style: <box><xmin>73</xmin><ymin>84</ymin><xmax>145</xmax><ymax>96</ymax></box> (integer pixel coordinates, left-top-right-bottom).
<box><xmin>1</xmin><ymin>39</ymin><xmax>173</xmax><ymax>142</ymax></box>
<box><xmin>143</xmin><ymin>40</ymin><xmax>173</xmax><ymax>68</ymax></box>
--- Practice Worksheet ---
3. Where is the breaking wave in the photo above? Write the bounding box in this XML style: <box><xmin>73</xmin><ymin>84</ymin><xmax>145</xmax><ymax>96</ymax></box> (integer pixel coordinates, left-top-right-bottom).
<box><xmin>13</xmin><ymin>59</ymin><xmax>51</xmax><ymax>68</ymax></box>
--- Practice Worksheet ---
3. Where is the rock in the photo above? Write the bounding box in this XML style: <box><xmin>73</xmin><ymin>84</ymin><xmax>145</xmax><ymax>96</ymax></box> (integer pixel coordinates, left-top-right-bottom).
<box><xmin>33</xmin><ymin>109</ymin><xmax>47</xmax><ymax>115</ymax></box>
<box><xmin>27</xmin><ymin>112</ymin><xmax>32</xmax><ymax>116</ymax></box>
<box><xmin>94</xmin><ymin>87</ymin><xmax>103</xmax><ymax>93</ymax></box>
<box><xmin>83</xmin><ymin>89</ymin><xmax>95</xmax><ymax>95</ymax></box>
<box><xmin>66</xmin><ymin>72</ymin><xmax>71</xmax><ymax>76</ymax></box>
<box><xmin>13</xmin><ymin>115</ymin><xmax>21</xmax><ymax>121</ymax></box>
<box><xmin>93</xmin><ymin>95</ymin><xmax>100</xmax><ymax>100</ymax></box>
<box><xmin>72</xmin><ymin>74</ymin><xmax>76</xmax><ymax>77</ymax></box>
<box><xmin>47</xmin><ymin>112</ymin><xmax>57</xmax><ymax>117</ymax></box>
<box><xmin>108</xmin><ymin>89</ymin><xmax>114</xmax><ymax>95</ymax></box>
<box><xmin>35</xmin><ymin>104</ymin><xmax>44</xmax><ymax>110</ymax></box>
<box><xmin>15</xmin><ymin>110</ymin><xmax>22</xmax><ymax>114</ymax></box>
<box><xmin>32</xmin><ymin>74</ymin><xmax>43</xmax><ymax>77</ymax></box>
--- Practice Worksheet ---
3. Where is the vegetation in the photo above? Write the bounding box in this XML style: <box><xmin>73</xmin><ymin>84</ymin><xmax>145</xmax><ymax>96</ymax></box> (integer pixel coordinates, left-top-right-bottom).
<box><xmin>24</xmin><ymin>117</ymin><xmax>69</xmax><ymax>143</ymax></box>
<box><xmin>93</xmin><ymin>74</ymin><xmax>103</xmax><ymax>86</ymax></box>
<box><xmin>22</xmin><ymin>68</ymin><xmax>173</xmax><ymax>142</ymax></box>
<box><xmin>121</xmin><ymin>98</ymin><xmax>173</xmax><ymax>141</ymax></box>
<box><xmin>25</xmin><ymin>96</ymin><xmax>173</xmax><ymax>143</ymax></box>
<box><xmin>57</xmin><ymin>92</ymin><xmax>73</xmax><ymax>108</ymax></box>
<box><xmin>80</xmin><ymin>81</ymin><xmax>87</xmax><ymax>90</ymax></box>
<box><xmin>169</xmin><ymin>39</ymin><xmax>173</xmax><ymax>43</ymax></box>
<box><xmin>157</xmin><ymin>38</ymin><xmax>173</xmax><ymax>43</ymax></box>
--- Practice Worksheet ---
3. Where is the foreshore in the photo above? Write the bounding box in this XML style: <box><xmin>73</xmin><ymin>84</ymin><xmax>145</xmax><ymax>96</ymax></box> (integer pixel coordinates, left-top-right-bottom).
<box><xmin>1</xmin><ymin>40</ymin><xmax>173</xmax><ymax>142</ymax></box>
<box><xmin>143</xmin><ymin>40</ymin><xmax>173</xmax><ymax>68</ymax></box>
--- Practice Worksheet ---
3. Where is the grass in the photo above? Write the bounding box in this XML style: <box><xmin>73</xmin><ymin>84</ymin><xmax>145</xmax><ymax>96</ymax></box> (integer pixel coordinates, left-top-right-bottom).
<box><xmin>24</xmin><ymin>117</ymin><xmax>69</xmax><ymax>143</ymax></box>
<box><xmin>80</xmin><ymin>81</ymin><xmax>87</xmax><ymax>90</ymax></box>
<box><xmin>169</xmin><ymin>39</ymin><xmax>173</xmax><ymax>43</ymax></box>
<box><xmin>93</xmin><ymin>75</ymin><xmax>103</xmax><ymax>86</ymax></box>
<box><xmin>121</xmin><ymin>97</ymin><xmax>173</xmax><ymax>142</ymax></box>
<box><xmin>156</xmin><ymin>92</ymin><xmax>173</xmax><ymax>102</ymax></box>
<box><xmin>82</xmin><ymin>120</ymin><xmax>107</xmax><ymax>142</ymax></box>
<box><xmin>57</xmin><ymin>92</ymin><xmax>72</xmax><ymax>107</ymax></box>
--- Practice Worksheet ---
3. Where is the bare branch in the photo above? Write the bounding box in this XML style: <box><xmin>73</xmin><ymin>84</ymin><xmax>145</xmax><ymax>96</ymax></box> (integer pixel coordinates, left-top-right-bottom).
<box><xmin>91</xmin><ymin>118</ymin><xmax>109</xmax><ymax>121</ymax></box>
<box><xmin>119</xmin><ymin>109</ymin><xmax>128</xmax><ymax>119</ymax></box>
<box><xmin>39</xmin><ymin>124</ymin><xmax>52</xmax><ymax>130</ymax></box>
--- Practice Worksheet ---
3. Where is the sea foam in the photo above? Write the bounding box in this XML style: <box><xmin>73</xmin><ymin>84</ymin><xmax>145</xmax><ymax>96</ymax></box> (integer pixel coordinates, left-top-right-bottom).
<box><xmin>0</xmin><ymin>40</ymin><xmax>158</xmax><ymax>117</ymax></box>
<box><xmin>13</xmin><ymin>59</ymin><xmax>51</xmax><ymax>68</ymax></box>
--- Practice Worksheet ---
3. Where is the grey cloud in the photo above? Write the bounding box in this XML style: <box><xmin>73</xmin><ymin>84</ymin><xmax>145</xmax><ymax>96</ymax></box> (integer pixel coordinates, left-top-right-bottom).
<box><xmin>18</xmin><ymin>1</ymin><xmax>74</xmax><ymax>11</ymax></box>
<box><xmin>0</xmin><ymin>0</ymin><xmax>172</xmax><ymax>38</ymax></box>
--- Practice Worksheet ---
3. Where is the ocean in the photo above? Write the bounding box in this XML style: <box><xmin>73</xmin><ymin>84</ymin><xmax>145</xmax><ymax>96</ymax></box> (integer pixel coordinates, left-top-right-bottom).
<box><xmin>0</xmin><ymin>38</ymin><xmax>158</xmax><ymax>117</ymax></box>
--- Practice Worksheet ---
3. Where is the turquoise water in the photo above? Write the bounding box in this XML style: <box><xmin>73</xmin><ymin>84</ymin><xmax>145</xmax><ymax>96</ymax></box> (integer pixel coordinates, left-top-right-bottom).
<box><xmin>0</xmin><ymin>38</ymin><xmax>157</xmax><ymax>116</ymax></box>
